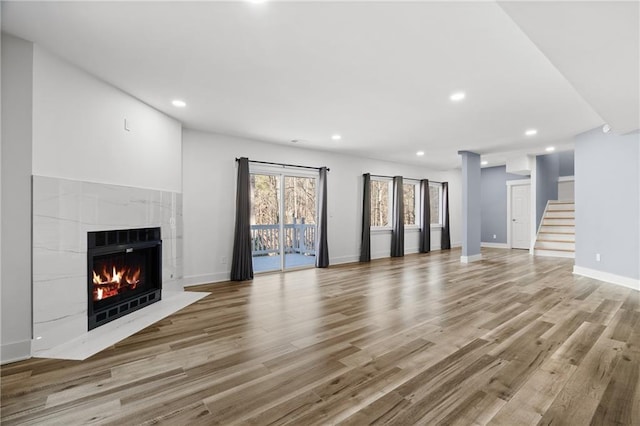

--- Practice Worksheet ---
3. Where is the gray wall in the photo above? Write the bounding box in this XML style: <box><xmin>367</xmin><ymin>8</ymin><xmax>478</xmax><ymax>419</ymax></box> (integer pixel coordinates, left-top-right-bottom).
<box><xmin>535</xmin><ymin>153</ymin><xmax>560</xmax><ymax>229</ymax></box>
<box><xmin>575</xmin><ymin>128</ymin><xmax>639</xmax><ymax>280</ymax></box>
<box><xmin>481</xmin><ymin>166</ymin><xmax>528</xmax><ymax>244</ymax></box>
<box><xmin>559</xmin><ymin>150</ymin><xmax>574</xmax><ymax>177</ymax></box>
<box><xmin>460</xmin><ymin>151</ymin><xmax>481</xmax><ymax>257</ymax></box>
<box><xmin>1</xmin><ymin>35</ymin><xmax>33</xmax><ymax>363</ymax></box>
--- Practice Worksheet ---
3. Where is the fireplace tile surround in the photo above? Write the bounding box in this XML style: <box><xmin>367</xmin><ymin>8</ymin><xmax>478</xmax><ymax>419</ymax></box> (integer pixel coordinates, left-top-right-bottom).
<box><xmin>32</xmin><ymin>175</ymin><xmax>185</xmax><ymax>357</ymax></box>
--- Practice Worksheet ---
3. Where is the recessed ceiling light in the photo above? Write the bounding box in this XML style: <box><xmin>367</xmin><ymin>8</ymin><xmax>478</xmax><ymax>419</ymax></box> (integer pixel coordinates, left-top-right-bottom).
<box><xmin>450</xmin><ymin>92</ymin><xmax>466</xmax><ymax>102</ymax></box>
<box><xmin>249</xmin><ymin>0</ymin><xmax>267</xmax><ymax>3</ymax></box>
<box><xmin>525</xmin><ymin>129</ymin><xmax>537</xmax><ymax>136</ymax></box>
<box><xmin>331</xmin><ymin>134</ymin><xmax>342</xmax><ymax>141</ymax></box>
<box><xmin>546</xmin><ymin>146</ymin><xmax>555</xmax><ymax>152</ymax></box>
<box><xmin>172</xmin><ymin>99</ymin><xmax>186</xmax><ymax>108</ymax></box>
<box><xmin>416</xmin><ymin>151</ymin><xmax>425</xmax><ymax>156</ymax></box>
<box><xmin>481</xmin><ymin>161</ymin><xmax>488</xmax><ymax>166</ymax></box>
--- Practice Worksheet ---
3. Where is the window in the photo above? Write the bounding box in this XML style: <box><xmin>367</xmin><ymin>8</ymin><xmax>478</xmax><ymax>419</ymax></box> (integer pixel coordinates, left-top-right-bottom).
<box><xmin>370</xmin><ymin>179</ymin><xmax>391</xmax><ymax>227</ymax></box>
<box><xmin>429</xmin><ymin>183</ymin><xmax>442</xmax><ymax>226</ymax></box>
<box><xmin>403</xmin><ymin>182</ymin><xmax>418</xmax><ymax>226</ymax></box>
<box><xmin>369</xmin><ymin>178</ymin><xmax>443</xmax><ymax>229</ymax></box>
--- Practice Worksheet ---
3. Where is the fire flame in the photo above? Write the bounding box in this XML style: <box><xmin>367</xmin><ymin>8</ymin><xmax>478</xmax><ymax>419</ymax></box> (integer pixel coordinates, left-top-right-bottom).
<box><xmin>92</xmin><ymin>264</ymin><xmax>142</xmax><ymax>301</ymax></box>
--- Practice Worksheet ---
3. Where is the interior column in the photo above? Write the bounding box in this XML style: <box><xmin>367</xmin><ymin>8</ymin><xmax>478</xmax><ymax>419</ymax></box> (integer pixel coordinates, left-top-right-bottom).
<box><xmin>458</xmin><ymin>150</ymin><xmax>482</xmax><ymax>263</ymax></box>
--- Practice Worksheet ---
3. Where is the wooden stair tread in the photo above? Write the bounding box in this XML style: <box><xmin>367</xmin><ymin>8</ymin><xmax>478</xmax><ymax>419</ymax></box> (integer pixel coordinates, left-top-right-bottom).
<box><xmin>536</xmin><ymin>239</ymin><xmax>575</xmax><ymax>243</ymax></box>
<box><xmin>538</xmin><ymin>231</ymin><xmax>575</xmax><ymax>235</ymax></box>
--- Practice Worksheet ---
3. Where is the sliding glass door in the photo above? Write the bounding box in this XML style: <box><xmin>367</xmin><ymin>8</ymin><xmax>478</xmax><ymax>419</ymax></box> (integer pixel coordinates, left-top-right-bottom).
<box><xmin>250</xmin><ymin>172</ymin><xmax>317</xmax><ymax>273</ymax></box>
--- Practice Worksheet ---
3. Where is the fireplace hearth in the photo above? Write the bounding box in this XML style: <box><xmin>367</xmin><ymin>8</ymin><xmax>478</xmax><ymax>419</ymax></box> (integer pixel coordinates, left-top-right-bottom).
<box><xmin>88</xmin><ymin>227</ymin><xmax>162</xmax><ymax>330</ymax></box>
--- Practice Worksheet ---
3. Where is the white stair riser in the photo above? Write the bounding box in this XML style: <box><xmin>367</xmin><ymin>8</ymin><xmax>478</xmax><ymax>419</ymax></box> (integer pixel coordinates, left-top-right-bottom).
<box><xmin>539</xmin><ymin>225</ymin><xmax>574</xmax><ymax>234</ymax></box>
<box><xmin>545</xmin><ymin>211</ymin><xmax>575</xmax><ymax>218</ymax></box>
<box><xmin>535</xmin><ymin>241</ymin><xmax>575</xmax><ymax>251</ymax></box>
<box><xmin>543</xmin><ymin>218</ymin><xmax>575</xmax><ymax>226</ymax></box>
<box><xmin>534</xmin><ymin>249</ymin><xmax>575</xmax><ymax>259</ymax></box>
<box><xmin>537</xmin><ymin>233</ymin><xmax>575</xmax><ymax>242</ymax></box>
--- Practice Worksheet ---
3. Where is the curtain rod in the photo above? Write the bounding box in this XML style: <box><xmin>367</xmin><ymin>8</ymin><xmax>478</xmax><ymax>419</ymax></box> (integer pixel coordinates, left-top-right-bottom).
<box><xmin>236</xmin><ymin>158</ymin><xmax>329</xmax><ymax>172</ymax></box>
<box><xmin>369</xmin><ymin>174</ymin><xmax>443</xmax><ymax>184</ymax></box>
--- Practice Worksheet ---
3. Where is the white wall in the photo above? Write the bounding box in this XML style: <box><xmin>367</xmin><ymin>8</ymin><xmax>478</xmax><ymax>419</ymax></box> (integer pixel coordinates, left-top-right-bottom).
<box><xmin>1</xmin><ymin>34</ymin><xmax>34</xmax><ymax>363</ymax></box>
<box><xmin>182</xmin><ymin>129</ymin><xmax>461</xmax><ymax>285</ymax></box>
<box><xmin>32</xmin><ymin>46</ymin><xmax>182</xmax><ymax>192</ymax></box>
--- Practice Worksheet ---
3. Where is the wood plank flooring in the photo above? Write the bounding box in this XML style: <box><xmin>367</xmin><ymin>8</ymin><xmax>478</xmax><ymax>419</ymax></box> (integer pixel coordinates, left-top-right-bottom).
<box><xmin>2</xmin><ymin>248</ymin><xmax>639</xmax><ymax>425</ymax></box>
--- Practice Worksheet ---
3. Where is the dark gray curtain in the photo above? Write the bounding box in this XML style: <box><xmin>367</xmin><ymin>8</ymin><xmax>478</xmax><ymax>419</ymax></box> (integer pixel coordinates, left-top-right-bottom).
<box><xmin>315</xmin><ymin>167</ymin><xmax>329</xmax><ymax>268</ymax></box>
<box><xmin>391</xmin><ymin>176</ymin><xmax>404</xmax><ymax>257</ymax></box>
<box><xmin>419</xmin><ymin>179</ymin><xmax>431</xmax><ymax>253</ymax></box>
<box><xmin>441</xmin><ymin>182</ymin><xmax>451</xmax><ymax>250</ymax></box>
<box><xmin>230</xmin><ymin>157</ymin><xmax>254</xmax><ymax>281</ymax></box>
<box><xmin>360</xmin><ymin>174</ymin><xmax>371</xmax><ymax>262</ymax></box>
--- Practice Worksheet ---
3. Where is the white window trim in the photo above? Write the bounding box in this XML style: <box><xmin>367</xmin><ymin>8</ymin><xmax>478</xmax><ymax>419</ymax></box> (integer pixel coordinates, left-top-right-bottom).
<box><xmin>371</xmin><ymin>227</ymin><xmax>393</xmax><ymax>233</ymax></box>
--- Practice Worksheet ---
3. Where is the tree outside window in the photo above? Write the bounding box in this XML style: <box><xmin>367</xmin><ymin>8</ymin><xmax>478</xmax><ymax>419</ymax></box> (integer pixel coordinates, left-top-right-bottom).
<box><xmin>403</xmin><ymin>183</ymin><xmax>416</xmax><ymax>225</ymax></box>
<box><xmin>370</xmin><ymin>179</ymin><xmax>390</xmax><ymax>227</ymax></box>
<box><xmin>429</xmin><ymin>184</ymin><xmax>441</xmax><ymax>226</ymax></box>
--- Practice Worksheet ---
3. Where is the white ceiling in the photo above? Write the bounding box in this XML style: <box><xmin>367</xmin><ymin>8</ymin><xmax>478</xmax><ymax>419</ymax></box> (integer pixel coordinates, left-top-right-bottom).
<box><xmin>3</xmin><ymin>1</ymin><xmax>638</xmax><ymax>170</ymax></box>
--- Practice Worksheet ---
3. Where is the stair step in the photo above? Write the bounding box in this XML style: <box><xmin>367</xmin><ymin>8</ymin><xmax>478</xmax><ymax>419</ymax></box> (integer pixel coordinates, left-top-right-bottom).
<box><xmin>539</xmin><ymin>226</ymin><xmax>575</xmax><ymax>234</ymax></box>
<box><xmin>542</xmin><ymin>218</ymin><xmax>575</xmax><ymax>226</ymax></box>
<box><xmin>535</xmin><ymin>241</ymin><xmax>575</xmax><ymax>250</ymax></box>
<box><xmin>548</xmin><ymin>204</ymin><xmax>575</xmax><ymax>212</ymax></box>
<box><xmin>537</xmin><ymin>233</ymin><xmax>575</xmax><ymax>241</ymax></box>
<box><xmin>545</xmin><ymin>211</ymin><xmax>575</xmax><ymax>218</ymax></box>
<box><xmin>535</xmin><ymin>249</ymin><xmax>575</xmax><ymax>259</ymax></box>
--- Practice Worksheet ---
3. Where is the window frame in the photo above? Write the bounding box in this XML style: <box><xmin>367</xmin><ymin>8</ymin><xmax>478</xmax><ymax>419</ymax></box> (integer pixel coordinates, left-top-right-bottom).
<box><xmin>428</xmin><ymin>182</ymin><xmax>443</xmax><ymax>228</ymax></box>
<box><xmin>370</xmin><ymin>177</ymin><xmax>393</xmax><ymax>231</ymax></box>
<box><xmin>403</xmin><ymin>180</ymin><xmax>420</xmax><ymax>230</ymax></box>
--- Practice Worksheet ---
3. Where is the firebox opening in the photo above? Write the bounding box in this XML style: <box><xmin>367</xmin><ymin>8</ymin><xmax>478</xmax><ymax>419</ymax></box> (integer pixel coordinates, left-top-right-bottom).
<box><xmin>92</xmin><ymin>252</ymin><xmax>144</xmax><ymax>302</ymax></box>
<box><xmin>88</xmin><ymin>227</ymin><xmax>162</xmax><ymax>330</ymax></box>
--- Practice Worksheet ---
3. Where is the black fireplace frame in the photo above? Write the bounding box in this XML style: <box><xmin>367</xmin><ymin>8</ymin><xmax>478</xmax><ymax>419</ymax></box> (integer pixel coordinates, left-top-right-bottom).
<box><xmin>87</xmin><ymin>227</ymin><xmax>162</xmax><ymax>330</ymax></box>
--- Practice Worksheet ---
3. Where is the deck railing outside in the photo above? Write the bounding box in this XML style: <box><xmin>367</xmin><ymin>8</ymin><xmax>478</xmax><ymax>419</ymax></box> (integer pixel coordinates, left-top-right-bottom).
<box><xmin>251</xmin><ymin>219</ymin><xmax>316</xmax><ymax>256</ymax></box>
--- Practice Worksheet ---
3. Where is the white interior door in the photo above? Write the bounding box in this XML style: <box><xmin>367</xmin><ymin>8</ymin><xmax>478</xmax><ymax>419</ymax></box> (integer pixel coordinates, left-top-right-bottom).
<box><xmin>511</xmin><ymin>184</ymin><xmax>531</xmax><ymax>250</ymax></box>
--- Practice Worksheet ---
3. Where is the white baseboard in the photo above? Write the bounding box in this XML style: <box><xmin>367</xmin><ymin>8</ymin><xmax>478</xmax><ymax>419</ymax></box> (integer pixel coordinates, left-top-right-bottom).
<box><xmin>330</xmin><ymin>255</ymin><xmax>360</xmax><ymax>265</ymax></box>
<box><xmin>573</xmin><ymin>265</ymin><xmax>639</xmax><ymax>291</ymax></box>
<box><xmin>460</xmin><ymin>254</ymin><xmax>483</xmax><ymax>263</ymax></box>
<box><xmin>481</xmin><ymin>242</ymin><xmax>509</xmax><ymax>249</ymax></box>
<box><xmin>182</xmin><ymin>272</ymin><xmax>230</xmax><ymax>287</ymax></box>
<box><xmin>1</xmin><ymin>340</ymin><xmax>31</xmax><ymax>365</ymax></box>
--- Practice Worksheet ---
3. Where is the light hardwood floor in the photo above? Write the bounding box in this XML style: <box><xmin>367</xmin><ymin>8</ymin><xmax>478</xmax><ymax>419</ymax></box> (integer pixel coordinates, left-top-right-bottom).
<box><xmin>1</xmin><ymin>248</ymin><xmax>639</xmax><ymax>425</ymax></box>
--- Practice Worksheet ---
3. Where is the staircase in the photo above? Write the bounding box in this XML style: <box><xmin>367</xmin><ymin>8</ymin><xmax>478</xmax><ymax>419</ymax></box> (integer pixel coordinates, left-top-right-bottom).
<box><xmin>534</xmin><ymin>200</ymin><xmax>575</xmax><ymax>259</ymax></box>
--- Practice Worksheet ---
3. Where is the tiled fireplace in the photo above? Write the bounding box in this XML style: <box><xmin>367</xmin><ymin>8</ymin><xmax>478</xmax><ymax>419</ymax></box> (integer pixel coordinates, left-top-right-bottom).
<box><xmin>32</xmin><ymin>176</ymin><xmax>183</xmax><ymax>356</ymax></box>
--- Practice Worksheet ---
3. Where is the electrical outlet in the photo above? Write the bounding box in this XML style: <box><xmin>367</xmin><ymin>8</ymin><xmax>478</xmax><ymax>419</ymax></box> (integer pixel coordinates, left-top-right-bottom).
<box><xmin>221</xmin><ymin>256</ymin><xmax>227</xmax><ymax>265</ymax></box>
<box><xmin>493</xmin><ymin>234</ymin><xmax>497</xmax><ymax>239</ymax></box>
<box><xmin>596</xmin><ymin>253</ymin><xmax>601</xmax><ymax>262</ymax></box>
